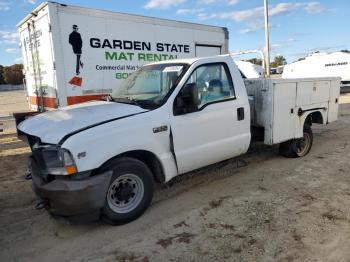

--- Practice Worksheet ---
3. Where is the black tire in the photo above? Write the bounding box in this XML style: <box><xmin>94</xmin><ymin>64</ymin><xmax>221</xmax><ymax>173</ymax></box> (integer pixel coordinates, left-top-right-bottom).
<box><xmin>101</xmin><ymin>157</ymin><xmax>154</xmax><ymax>225</ymax></box>
<box><xmin>279</xmin><ymin>124</ymin><xmax>313</xmax><ymax>158</ymax></box>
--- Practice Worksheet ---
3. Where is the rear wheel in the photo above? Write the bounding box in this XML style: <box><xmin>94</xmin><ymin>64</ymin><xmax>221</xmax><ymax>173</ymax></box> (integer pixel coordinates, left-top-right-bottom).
<box><xmin>101</xmin><ymin>157</ymin><xmax>154</xmax><ymax>225</ymax></box>
<box><xmin>279</xmin><ymin>125</ymin><xmax>313</xmax><ymax>158</ymax></box>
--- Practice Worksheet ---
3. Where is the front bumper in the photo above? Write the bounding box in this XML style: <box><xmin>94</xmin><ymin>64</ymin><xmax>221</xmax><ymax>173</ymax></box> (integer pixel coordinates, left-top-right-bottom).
<box><xmin>31</xmin><ymin>158</ymin><xmax>112</xmax><ymax>217</ymax></box>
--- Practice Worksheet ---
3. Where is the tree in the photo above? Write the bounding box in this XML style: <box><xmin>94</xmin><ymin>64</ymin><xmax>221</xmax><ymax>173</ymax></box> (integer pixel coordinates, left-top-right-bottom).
<box><xmin>246</xmin><ymin>58</ymin><xmax>263</xmax><ymax>66</ymax></box>
<box><xmin>0</xmin><ymin>65</ymin><xmax>5</xmax><ymax>84</ymax></box>
<box><xmin>270</xmin><ymin>55</ymin><xmax>287</xmax><ymax>68</ymax></box>
<box><xmin>341</xmin><ymin>49</ymin><xmax>350</xmax><ymax>53</ymax></box>
<box><xmin>3</xmin><ymin>64</ymin><xmax>24</xmax><ymax>85</ymax></box>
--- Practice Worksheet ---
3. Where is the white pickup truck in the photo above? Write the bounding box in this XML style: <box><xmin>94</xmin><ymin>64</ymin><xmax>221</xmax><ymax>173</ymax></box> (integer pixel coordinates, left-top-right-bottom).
<box><xmin>19</xmin><ymin>55</ymin><xmax>340</xmax><ymax>224</ymax></box>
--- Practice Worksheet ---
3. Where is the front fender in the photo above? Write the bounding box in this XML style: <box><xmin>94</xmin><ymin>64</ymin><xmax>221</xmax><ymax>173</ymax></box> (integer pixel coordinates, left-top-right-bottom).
<box><xmin>61</xmin><ymin>108</ymin><xmax>178</xmax><ymax>182</ymax></box>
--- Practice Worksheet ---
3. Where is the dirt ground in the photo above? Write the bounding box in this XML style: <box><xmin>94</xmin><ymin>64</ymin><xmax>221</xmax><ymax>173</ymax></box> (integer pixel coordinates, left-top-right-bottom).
<box><xmin>0</xmin><ymin>90</ymin><xmax>29</xmax><ymax>117</ymax></box>
<box><xmin>1</xmin><ymin>91</ymin><xmax>350</xmax><ymax>262</ymax></box>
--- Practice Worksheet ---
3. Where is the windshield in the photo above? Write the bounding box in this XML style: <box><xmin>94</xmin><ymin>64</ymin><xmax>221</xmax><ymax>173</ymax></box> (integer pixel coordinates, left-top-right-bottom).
<box><xmin>111</xmin><ymin>63</ymin><xmax>187</xmax><ymax>109</ymax></box>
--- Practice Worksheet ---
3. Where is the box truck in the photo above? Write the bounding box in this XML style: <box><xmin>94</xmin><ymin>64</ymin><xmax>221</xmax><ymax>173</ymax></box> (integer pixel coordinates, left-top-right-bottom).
<box><xmin>19</xmin><ymin>54</ymin><xmax>340</xmax><ymax>224</ymax></box>
<box><xmin>282</xmin><ymin>52</ymin><xmax>350</xmax><ymax>90</ymax></box>
<box><xmin>17</xmin><ymin>1</ymin><xmax>229</xmax><ymax>111</ymax></box>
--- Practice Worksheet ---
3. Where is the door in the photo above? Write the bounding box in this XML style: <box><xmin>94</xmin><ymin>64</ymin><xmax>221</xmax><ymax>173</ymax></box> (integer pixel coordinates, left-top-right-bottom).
<box><xmin>20</xmin><ymin>13</ymin><xmax>57</xmax><ymax>110</ymax></box>
<box><xmin>171</xmin><ymin>62</ymin><xmax>250</xmax><ymax>174</ymax></box>
<box><xmin>296</xmin><ymin>80</ymin><xmax>330</xmax><ymax>106</ymax></box>
<box><xmin>195</xmin><ymin>44</ymin><xmax>222</xmax><ymax>57</ymax></box>
<box><xmin>272</xmin><ymin>82</ymin><xmax>297</xmax><ymax>143</ymax></box>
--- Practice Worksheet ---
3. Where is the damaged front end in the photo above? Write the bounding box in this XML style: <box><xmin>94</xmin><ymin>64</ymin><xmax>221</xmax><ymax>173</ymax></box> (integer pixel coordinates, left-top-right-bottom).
<box><xmin>26</xmin><ymin>134</ymin><xmax>112</xmax><ymax>220</ymax></box>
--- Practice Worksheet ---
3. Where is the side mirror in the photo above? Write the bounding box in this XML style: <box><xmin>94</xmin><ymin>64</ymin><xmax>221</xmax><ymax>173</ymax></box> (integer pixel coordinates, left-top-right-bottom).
<box><xmin>174</xmin><ymin>83</ymin><xmax>198</xmax><ymax>115</ymax></box>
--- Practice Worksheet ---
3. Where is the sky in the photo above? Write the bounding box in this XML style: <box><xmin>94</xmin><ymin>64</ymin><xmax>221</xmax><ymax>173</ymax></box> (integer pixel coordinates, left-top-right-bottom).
<box><xmin>0</xmin><ymin>0</ymin><xmax>349</xmax><ymax>65</ymax></box>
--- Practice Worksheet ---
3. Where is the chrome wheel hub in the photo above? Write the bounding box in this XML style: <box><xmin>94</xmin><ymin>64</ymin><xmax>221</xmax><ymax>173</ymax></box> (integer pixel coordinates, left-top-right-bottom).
<box><xmin>107</xmin><ymin>174</ymin><xmax>144</xmax><ymax>214</ymax></box>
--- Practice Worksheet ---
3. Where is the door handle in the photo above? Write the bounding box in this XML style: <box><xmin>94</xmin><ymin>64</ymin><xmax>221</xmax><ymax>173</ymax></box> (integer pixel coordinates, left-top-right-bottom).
<box><xmin>237</xmin><ymin>107</ymin><xmax>244</xmax><ymax>121</ymax></box>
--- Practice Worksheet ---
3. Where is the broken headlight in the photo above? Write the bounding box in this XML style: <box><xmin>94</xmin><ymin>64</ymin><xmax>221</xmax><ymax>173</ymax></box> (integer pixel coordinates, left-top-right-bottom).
<box><xmin>40</xmin><ymin>146</ymin><xmax>77</xmax><ymax>175</ymax></box>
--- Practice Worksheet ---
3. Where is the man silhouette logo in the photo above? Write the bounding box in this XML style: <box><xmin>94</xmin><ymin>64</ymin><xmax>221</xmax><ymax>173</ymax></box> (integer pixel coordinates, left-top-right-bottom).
<box><xmin>69</xmin><ymin>25</ymin><xmax>83</xmax><ymax>75</ymax></box>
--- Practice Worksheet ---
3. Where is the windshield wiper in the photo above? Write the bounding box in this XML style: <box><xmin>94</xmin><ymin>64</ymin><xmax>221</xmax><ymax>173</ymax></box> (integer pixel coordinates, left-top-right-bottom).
<box><xmin>112</xmin><ymin>97</ymin><xmax>143</xmax><ymax>107</ymax></box>
<box><xmin>136</xmin><ymin>99</ymin><xmax>158</xmax><ymax>109</ymax></box>
<box><xmin>111</xmin><ymin>96</ymin><xmax>158</xmax><ymax>109</ymax></box>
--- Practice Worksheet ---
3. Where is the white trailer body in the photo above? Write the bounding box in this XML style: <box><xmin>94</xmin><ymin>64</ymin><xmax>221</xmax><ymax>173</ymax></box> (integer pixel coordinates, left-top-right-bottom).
<box><xmin>17</xmin><ymin>2</ymin><xmax>229</xmax><ymax>110</ymax></box>
<box><xmin>282</xmin><ymin>52</ymin><xmax>350</xmax><ymax>89</ymax></box>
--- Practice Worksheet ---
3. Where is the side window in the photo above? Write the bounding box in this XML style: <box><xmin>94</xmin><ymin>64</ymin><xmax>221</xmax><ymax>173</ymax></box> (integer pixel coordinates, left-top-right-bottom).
<box><xmin>184</xmin><ymin>63</ymin><xmax>235</xmax><ymax>108</ymax></box>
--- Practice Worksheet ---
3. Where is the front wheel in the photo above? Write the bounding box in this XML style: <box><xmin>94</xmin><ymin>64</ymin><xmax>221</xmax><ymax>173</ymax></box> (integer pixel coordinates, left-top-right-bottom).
<box><xmin>279</xmin><ymin>125</ymin><xmax>313</xmax><ymax>158</ymax></box>
<box><xmin>101</xmin><ymin>157</ymin><xmax>154</xmax><ymax>225</ymax></box>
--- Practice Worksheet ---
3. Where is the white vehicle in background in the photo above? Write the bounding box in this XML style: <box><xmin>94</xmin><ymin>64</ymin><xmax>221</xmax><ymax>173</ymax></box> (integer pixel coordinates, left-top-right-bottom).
<box><xmin>270</xmin><ymin>65</ymin><xmax>284</xmax><ymax>74</ymax></box>
<box><xmin>19</xmin><ymin>54</ymin><xmax>340</xmax><ymax>225</ymax></box>
<box><xmin>17</xmin><ymin>1</ymin><xmax>229</xmax><ymax>111</ymax></box>
<box><xmin>235</xmin><ymin>60</ymin><xmax>264</xmax><ymax>78</ymax></box>
<box><xmin>283</xmin><ymin>52</ymin><xmax>350</xmax><ymax>90</ymax></box>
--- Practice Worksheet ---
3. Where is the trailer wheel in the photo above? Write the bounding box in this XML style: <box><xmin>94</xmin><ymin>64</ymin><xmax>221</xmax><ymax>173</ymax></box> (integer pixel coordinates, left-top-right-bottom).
<box><xmin>279</xmin><ymin>125</ymin><xmax>313</xmax><ymax>158</ymax></box>
<box><xmin>101</xmin><ymin>157</ymin><xmax>154</xmax><ymax>225</ymax></box>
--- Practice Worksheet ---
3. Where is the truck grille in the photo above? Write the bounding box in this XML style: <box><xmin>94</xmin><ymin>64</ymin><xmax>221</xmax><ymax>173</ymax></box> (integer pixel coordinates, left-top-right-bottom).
<box><xmin>26</xmin><ymin>134</ymin><xmax>41</xmax><ymax>151</ymax></box>
<box><xmin>30</xmin><ymin>153</ymin><xmax>56</xmax><ymax>183</ymax></box>
<box><xmin>32</xmin><ymin>149</ymin><xmax>46</xmax><ymax>170</ymax></box>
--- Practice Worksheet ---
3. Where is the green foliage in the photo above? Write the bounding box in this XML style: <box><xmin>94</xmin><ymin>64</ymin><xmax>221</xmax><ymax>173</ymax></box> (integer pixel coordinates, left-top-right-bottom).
<box><xmin>340</xmin><ymin>49</ymin><xmax>350</xmax><ymax>53</ymax></box>
<box><xmin>246</xmin><ymin>58</ymin><xmax>263</xmax><ymax>66</ymax></box>
<box><xmin>0</xmin><ymin>65</ymin><xmax>5</xmax><ymax>84</ymax></box>
<box><xmin>246</xmin><ymin>56</ymin><xmax>287</xmax><ymax>68</ymax></box>
<box><xmin>2</xmin><ymin>64</ymin><xmax>24</xmax><ymax>85</ymax></box>
<box><xmin>270</xmin><ymin>56</ymin><xmax>287</xmax><ymax>68</ymax></box>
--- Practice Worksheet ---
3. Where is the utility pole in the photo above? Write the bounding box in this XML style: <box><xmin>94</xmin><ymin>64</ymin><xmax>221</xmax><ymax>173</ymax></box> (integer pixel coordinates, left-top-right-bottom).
<box><xmin>264</xmin><ymin>0</ymin><xmax>271</xmax><ymax>77</ymax></box>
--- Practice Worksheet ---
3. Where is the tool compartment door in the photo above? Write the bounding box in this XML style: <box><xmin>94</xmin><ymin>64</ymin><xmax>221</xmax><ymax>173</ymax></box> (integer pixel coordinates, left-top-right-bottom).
<box><xmin>327</xmin><ymin>79</ymin><xmax>340</xmax><ymax>123</ymax></box>
<box><xmin>296</xmin><ymin>80</ymin><xmax>330</xmax><ymax>106</ymax></box>
<box><xmin>272</xmin><ymin>82</ymin><xmax>297</xmax><ymax>143</ymax></box>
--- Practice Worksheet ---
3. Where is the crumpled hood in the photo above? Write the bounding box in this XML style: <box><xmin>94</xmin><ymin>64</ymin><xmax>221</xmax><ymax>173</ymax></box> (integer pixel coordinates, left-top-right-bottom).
<box><xmin>18</xmin><ymin>101</ymin><xmax>148</xmax><ymax>144</ymax></box>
